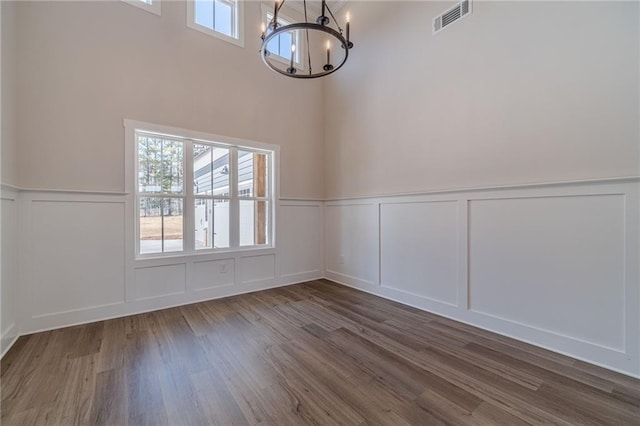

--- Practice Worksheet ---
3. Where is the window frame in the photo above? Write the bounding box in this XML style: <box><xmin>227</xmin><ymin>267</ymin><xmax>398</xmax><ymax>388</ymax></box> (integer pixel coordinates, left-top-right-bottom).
<box><xmin>187</xmin><ymin>0</ymin><xmax>245</xmax><ymax>48</ymax></box>
<box><xmin>122</xmin><ymin>0</ymin><xmax>162</xmax><ymax>16</ymax></box>
<box><xmin>261</xmin><ymin>4</ymin><xmax>306</xmax><ymax>70</ymax></box>
<box><xmin>125</xmin><ymin>120</ymin><xmax>279</xmax><ymax>260</ymax></box>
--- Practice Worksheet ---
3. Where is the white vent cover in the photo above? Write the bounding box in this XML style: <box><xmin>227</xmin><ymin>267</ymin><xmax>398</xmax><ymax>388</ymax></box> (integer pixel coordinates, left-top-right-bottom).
<box><xmin>433</xmin><ymin>0</ymin><xmax>472</xmax><ymax>35</ymax></box>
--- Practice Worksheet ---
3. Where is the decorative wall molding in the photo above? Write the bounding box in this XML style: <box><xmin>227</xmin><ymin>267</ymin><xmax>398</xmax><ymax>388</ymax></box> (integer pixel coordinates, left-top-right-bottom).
<box><xmin>325</xmin><ymin>178</ymin><xmax>640</xmax><ymax>378</ymax></box>
<box><xmin>2</xmin><ymin>178</ymin><xmax>639</xmax><ymax>379</ymax></box>
<box><xmin>1</xmin><ymin>186</ymin><xmax>20</xmax><ymax>358</ymax></box>
<box><xmin>323</xmin><ymin>176</ymin><xmax>640</xmax><ymax>202</ymax></box>
<box><xmin>10</xmin><ymin>191</ymin><xmax>324</xmax><ymax>339</ymax></box>
<box><xmin>1</xmin><ymin>183</ymin><xmax>127</xmax><ymax>196</ymax></box>
<box><xmin>0</xmin><ymin>183</ymin><xmax>325</xmax><ymax>201</ymax></box>
<box><xmin>1</xmin><ymin>322</ymin><xmax>18</xmax><ymax>358</ymax></box>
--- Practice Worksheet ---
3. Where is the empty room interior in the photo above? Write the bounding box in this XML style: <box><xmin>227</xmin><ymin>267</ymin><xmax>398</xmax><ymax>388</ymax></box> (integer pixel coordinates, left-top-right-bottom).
<box><xmin>1</xmin><ymin>0</ymin><xmax>639</xmax><ymax>424</ymax></box>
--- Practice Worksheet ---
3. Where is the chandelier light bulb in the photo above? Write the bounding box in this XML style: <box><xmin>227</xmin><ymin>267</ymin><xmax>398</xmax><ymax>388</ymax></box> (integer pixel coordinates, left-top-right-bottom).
<box><xmin>287</xmin><ymin>43</ymin><xmax>297</xmax><ymax>74</ymax></box>
<box><xmin>345</xmin><ymin>11</ymin><xmax>352</xmax><ymax>49</ymax></box>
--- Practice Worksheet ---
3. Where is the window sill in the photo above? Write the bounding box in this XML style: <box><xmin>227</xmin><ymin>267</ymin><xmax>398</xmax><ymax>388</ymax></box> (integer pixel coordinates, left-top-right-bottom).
<box><xmin>186</xmin><ymin>21</ymin><xmax>245</xmax><ymax>48</ymax></box>
<box><xmin>135</xmin><ymin>245</ymin><xmax>276</xmax><ymax>265</ymax></box>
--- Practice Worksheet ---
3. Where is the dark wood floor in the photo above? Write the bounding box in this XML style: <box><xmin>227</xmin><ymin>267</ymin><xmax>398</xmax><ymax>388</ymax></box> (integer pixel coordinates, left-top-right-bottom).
<box><xmin>2</xmin><ymin>280</ymin><xmax>639</xmax><ymax>425</ymax></box>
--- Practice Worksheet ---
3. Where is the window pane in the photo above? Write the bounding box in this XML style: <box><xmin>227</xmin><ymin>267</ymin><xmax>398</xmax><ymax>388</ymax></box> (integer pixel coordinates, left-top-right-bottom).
<box><xmin>138</xmin><ymin>136</ymin><xmax>162</xmax><ymax>193</ymax></box>
<box><xmin>239</xmin><ymin>200</ymin><xmax>269</xmax><ymax>246</ymax></box>
<box><xmin>280</xmin><ymin>32</ymin><xmax>292</xmax><ymax>59</ymax></box>
<box><xmin>138</xmin><ymin>137</ymin><xmax>183</xmax><ymax>194</ymax></box>
<box><xmin>139</xmin><ymin>197</ymin><xmax>183</xmax><ymax>254</ymax></box>
<box><xmin>238</xmin><ymin>150</ymin><xmax>268</xmax><ymax>198</ymax></box>
<box><xmin>139</xmin><ymin>197</ymin><xmax>162</xmax><ymax>254</ymax></box>
<box><xmin>162</xmin><ymin>140</ymin><xmax>183</xmax><ymax>194</ymax></box>
<box><xmin>215</xmin><ymin>0</ymin><xmax>232</xmax><ymax>37</ymax></box>
<box><xmin>194</xmin><ymin>144</ymin><xmax>230</xmax><ymax>196</ymax></box>
<box><xmin>195</xmin><ymin>0</ymin><xmax>214</xmax><ymax>29</ymax></box>
<box><xmin>267</xmin><ymin>35</ymin><xmax>280</xmax><ymax>56</ymax></box>
<box><xmin>163</xmin><ymin>198</ymin><xmax>184</xmax><ymax>252</ymax></box>
<box><xmin>265</xmin><ymin>14</ymin><xmax>294</xmax><ymax>60</ymax></box>
<box><xmin>195</xmin><ymin>198</ymin><xmax>230</xmax><ymax>249</ymax></box>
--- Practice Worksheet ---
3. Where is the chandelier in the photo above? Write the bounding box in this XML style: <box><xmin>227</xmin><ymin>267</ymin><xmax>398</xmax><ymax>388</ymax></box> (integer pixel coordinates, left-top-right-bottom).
<box><xmin>260</xmin><ymin>0</ymin><xmax>353</xmax><ymax>79</ymax></box>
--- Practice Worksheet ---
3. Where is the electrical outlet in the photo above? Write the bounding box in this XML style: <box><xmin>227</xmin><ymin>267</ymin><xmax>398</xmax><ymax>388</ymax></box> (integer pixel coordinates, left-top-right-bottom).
<box><xmin>339</xmin><ymin>255</ymin><xmax>345</xmax><ymax>264</ymax></box>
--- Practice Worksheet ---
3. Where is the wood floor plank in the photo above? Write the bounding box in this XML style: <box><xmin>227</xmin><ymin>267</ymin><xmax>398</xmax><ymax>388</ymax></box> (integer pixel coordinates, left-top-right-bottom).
<box><xmin>471</xmin><ymin>401</ymin><xmax>533</xmax><ymax>426</ymax></box>
<box><xmin>2</xmin><ymin>280</ymin><xmax>639</xmax><ymax>425</ymax></box>
<box><xmin>125</xmin><ymin>364</ymin><xmax>169</xmax><ymax>426</ymax></box>
<box><xmin>428</xmin><ymin>320</ymin><xmax>620</xmax><ymax>393</ymax></box>
<box><xmin>95</xmin><ymin>317</ymin><xmax>126</xmax><ymax>373</ymax></box>
<box><xmin>1</xmin><ymin>404</ymin><xmax>58</xmax><ymax>426</ymax></box>
<box><xmin>90</xmin><ymin>368</ymin><xmax>128</xmax><ymax>426</ymax></box>
<box><xmin>157</xmin><ymin>363</ymin><xmax>209</xmax><ymax>426</ymax></box>
<box><xmin>55</xmin><ymin>354</ymin><xmax>97</xmax><ymax>425</ymax></box>
<box><xmin>466</xmin><ymin>341</ymin><xmax>640</xmax><ymax>418</ymax></box>
<box><xmin>189</xmin><ymin>368</ymin><xmax>249</xmax><ymax>426</ymax></box>
<box><xmin>262</xmin><ymin>343</ymin><xmax>367</xmax><ymax>425</ymax></box>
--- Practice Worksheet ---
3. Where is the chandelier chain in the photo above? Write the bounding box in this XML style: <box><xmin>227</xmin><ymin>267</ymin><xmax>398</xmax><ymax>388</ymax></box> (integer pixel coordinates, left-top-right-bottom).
<box><xmin>303</xmin><ymin>0</ymin><xmax>312</xmax><ymax>74</ymax></box>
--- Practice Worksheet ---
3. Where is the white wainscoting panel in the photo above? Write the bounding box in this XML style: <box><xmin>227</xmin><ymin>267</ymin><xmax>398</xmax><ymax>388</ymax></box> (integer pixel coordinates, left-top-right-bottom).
<box><xmin>325</xmin><ymin>203</ymin><xmax>379</xmax><ymax>286</ymax></box>
<box><xmin>380</xmin><ymin>201</ymin><xmax>459</xmax><ymax>306</ymax></box>
<box><xmin>240</xmin><ymin>254</ymin><xmax>276</xmax><ymax>284</ymax></box>
<box><xmin>324</xmin><ymin>179</ymin><xmax>639</xmax><ymax>377</ymax></box>
<box><xmin>29</xmin><ymin>199</ymin><xmax>125</xmax><ymax>318</ymax></box>
<box><xmin>5</xmin><ymin>181</ymin><xmax>639</xmax><ymax>378</ymax></box>
<box><xmin>278</xmin><ymin>202</ymin><xmax>323</xmax><ymax>279</ymax></box>
<box><xmin>9</xmin><ymin>193</ymin><xmax>323</xmax><ymax>337</ymax></box>
<box><xmin>468</xmin><ymin>194</ymin><xmax>626</xmax><ymax>351</ymax></box>
<box><xmin>193</xmin><ymin>258</ymin><xmax>235</xmax><ymax>291</ymax></box>
<box><xmin>1</xmin><ymin>188</ymin><xmax>19</xmax><ymax>355</ymax></box>
<box><xmin>134</xmin><ymin>263</ymin><xmax>187</xmax><ymax>301</ymax></box>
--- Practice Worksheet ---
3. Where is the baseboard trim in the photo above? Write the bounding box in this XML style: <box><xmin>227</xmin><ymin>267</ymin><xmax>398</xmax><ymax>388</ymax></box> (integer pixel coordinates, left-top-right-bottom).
<box><xmin>4</xmin><ymin>273</ymin><xmax>639</xmax><ymax>380</ymax></box>
<box><xmin>1</xmin><ymin>323</ymin><xmax>19</xmax><ymax>358</ymax></box>
<box><xmin>325</xmin><ymin>270</ymin><xmax>375</xmax><ymax>287</ymax></box>
<box><xmin>9</xmin><ymin>273</ymin><xmax>323</xmax><ymax>346</ymax></box>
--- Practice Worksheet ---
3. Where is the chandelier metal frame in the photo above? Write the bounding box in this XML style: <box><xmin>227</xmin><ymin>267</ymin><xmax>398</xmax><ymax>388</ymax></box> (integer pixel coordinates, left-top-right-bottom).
<box><xmin>260</xmin><ymin>0</ymin><xmax>353</xmax><ymax>79</ymax></box>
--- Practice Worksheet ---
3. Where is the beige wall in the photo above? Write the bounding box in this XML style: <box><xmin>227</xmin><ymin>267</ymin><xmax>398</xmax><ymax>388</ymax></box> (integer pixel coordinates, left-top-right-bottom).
<box><xmin>1</xmin><ymin>1</ymin><xmax>17</xmax><ymax>186</ymax></box>
<box><xmin>12</xmin><ymin>0</ymin><xmax>324</xmax><ymax>198</ymax></box>
<box><xmin>6</xmin><ymin>1</ymin><xmax>640</xmax><ymax>198</ymax></box>
<box><xmin>324</xmin><ymin>1</ymin><xmax>640</xmax><ymax>199</ymax></box>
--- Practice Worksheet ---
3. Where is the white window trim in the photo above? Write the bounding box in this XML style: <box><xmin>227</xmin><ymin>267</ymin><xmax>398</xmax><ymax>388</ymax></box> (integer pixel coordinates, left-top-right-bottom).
<box><xmin>122</xmin><ymin>0</ymin><xmax>162</xmax><ymax>16</ymax></box>
<box><xmin>186</xmin><ymin>0</ymin><xmax>245</xmax><ymax>48</ymax></box>
<box><xmin>124</xmin><ymin>119</ymin><xmax>279</xmax><ymax>261</ymax></box>
<box><xmin>261</xmin><ymin>4</ymin><xmax>306</xmax><ymax>70</ymax></box>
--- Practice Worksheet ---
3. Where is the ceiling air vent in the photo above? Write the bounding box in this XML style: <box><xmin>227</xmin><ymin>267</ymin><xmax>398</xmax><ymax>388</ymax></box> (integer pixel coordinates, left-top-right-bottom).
<box><xmin>433</xmin><ymin>0</ymin><xmax>472</xmax><ymax>35</ymax></box>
